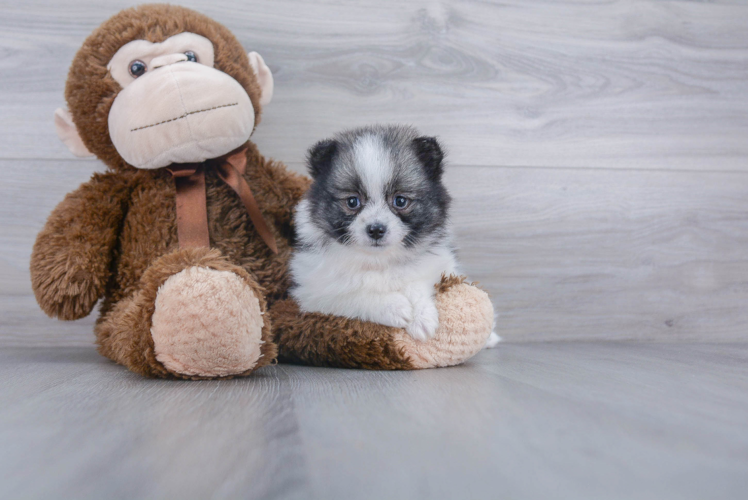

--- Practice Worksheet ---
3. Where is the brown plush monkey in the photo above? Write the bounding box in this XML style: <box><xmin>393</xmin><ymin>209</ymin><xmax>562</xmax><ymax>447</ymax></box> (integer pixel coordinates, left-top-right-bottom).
<box><xmin>30</xmin><ymin>4</ymin><xmax>493</xmax><ymax>379</ymax></box>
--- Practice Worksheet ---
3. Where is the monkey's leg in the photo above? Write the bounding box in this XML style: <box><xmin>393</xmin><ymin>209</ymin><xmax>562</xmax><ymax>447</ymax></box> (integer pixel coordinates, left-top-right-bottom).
<box><xmin>269</xmin><ymin>276</ymin><xmax>493</xmax><ymax>370</ymax></box>
<box><xmin>96</xmin><ymin>248</ymin><xmax>276</xmax><ymax>379</ymax></box>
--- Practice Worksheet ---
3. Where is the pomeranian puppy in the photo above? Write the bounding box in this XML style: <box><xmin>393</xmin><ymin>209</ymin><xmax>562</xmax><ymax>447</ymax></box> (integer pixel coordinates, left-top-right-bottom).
<box><xmin>290</xmin><ymin>125</ymin><xmax>498</xmax><ymax>345</ymax></box>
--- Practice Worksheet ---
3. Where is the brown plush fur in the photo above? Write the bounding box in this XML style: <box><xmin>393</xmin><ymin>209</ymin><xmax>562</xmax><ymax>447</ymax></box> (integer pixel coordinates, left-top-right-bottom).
<box><xmin>30</xmin><ymin>4</ymin><xmax>492</xmax><ymax>378</ymax></box>
<box><xmin>31</xmin><ymin>172</ymin><xmax>130</xmax><ymax>320</ymax></box>
<box><xmin>270</xmin><ymin>299</ymin><xmax>414</xmax><ymax>370</ymax></box>
<box><xmin>435</xmin><ymin>273</ymin><xmax>468</xmax><ymax>293</ymax></box>
<box><xmin>31</xmin><ymin>5</ymin><xmax>306</xmax><ymax>378</ymax></box>
<box><xmin>31</xmin><ymin>139</ymin><xmax>306</xmax><ymax>377</ymax></box>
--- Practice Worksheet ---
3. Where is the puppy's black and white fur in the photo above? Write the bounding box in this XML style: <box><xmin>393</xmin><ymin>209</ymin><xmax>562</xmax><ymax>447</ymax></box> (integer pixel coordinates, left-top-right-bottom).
<box><xmin>291</xmin><ymin>125</ymin><xmax>498</xmax><ymax>344</ymax></box>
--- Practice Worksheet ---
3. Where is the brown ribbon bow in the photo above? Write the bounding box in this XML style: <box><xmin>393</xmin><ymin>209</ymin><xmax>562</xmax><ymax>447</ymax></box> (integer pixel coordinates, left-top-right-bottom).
<box><xmin>167</xmin><ymin>147</ymin><xmax>278</xmax><ymax>254</ymax></box>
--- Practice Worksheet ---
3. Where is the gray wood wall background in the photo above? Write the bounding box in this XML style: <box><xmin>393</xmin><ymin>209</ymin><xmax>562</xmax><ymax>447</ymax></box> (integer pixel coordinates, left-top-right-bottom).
<box><xmin>1</xmin><ymin>0</ymin><xmax>747</xmax><ymax>346</ymax></box>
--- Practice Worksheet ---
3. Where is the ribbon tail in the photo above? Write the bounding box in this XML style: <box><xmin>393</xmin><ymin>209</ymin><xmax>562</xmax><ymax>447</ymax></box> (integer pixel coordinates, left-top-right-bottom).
<box><xmin>170</xmin><ymin>166</ymin><xmax>210</xmax><ymax>249</ymax></box>
<box><xmin>218</xmin><ymin>164</ymin><xmax>279</xmax><ymax>254</ymax></box>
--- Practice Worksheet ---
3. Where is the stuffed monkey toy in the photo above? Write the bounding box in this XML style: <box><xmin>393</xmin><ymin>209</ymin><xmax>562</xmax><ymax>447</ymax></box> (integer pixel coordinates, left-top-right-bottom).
<box><xmin>30</xmin><ymin>4</ymin><xmax>494</xmax><ymax>379</ymax></box>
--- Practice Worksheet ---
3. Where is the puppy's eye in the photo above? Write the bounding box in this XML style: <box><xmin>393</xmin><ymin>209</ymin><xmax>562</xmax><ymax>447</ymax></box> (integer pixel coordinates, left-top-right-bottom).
<box><xmin>393</xmin><ymin>195</ymin><xmax>409</xmax><ymax>209</ymax></box>
<box><xmin>128</xmin><ymin>60</ymin><xmax>147</xmax><ymax>78</ymax></box>
<box><xmin>184</xmin><ymin>51</ymin><xmax>198</xmax><ymax>63</ymax></box>
<box><xmin>346</xmin><ymin>196</ymin><xmax>361</xmax><ymax>210</ymax></box>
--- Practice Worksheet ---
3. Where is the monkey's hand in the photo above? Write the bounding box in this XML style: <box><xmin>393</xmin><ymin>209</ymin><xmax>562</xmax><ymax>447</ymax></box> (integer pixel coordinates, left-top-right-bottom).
<box><xmin>31</xmin><ymin>172</ymin><xmax>129</xmax><ymax>320</ymax></box>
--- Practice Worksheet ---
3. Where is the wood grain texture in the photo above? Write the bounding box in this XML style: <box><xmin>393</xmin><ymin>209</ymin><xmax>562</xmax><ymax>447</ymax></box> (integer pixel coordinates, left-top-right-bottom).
<box><xmin>3</xmin><ymin>159</ymin><xmax>747</xmax><ymax>345</ymax></box>
<box><xmin>452</xmin><ymin>165</ymin><xmax>748</xmax><ymax>342</ymax></box>
<box><xmin>0</xmin><ymin>0</ymin><xmax>747</xmax><ymax>169</ymax></box>
<box><xmin>1</xmin><ymin>343</ymin><xmax>746</xmax><ymax>499</ymax></box>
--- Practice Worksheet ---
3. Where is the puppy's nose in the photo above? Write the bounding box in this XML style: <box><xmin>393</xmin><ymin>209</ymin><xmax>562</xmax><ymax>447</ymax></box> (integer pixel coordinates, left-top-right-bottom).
<box><xmin>366</xmin><ymin>223</ymin><xmax>387</xmax><ymax>241</ymax></box>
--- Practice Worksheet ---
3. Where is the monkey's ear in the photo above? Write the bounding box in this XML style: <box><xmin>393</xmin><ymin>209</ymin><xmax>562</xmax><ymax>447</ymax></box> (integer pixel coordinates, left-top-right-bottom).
<box><xmin>248</xmin><ymin>52</ymin><xmax>274</xmax><ymax>108</ymax></box>
<box><xmin>307</xmin><ymin>139</ymin><xmax>338</xmax><ymax>179</ymax></box>
<box><xmin>412</xmin><ymin>136</ymin><xmax>444</xmax><ymax>181</ymax></box>
<box><xmin>54</xmin><ymin>108</ymin><xmax>94</xmax><ymax>158</ymax></box>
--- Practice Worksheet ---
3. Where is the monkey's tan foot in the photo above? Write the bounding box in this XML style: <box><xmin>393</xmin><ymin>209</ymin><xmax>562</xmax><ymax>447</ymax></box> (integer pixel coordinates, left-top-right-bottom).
<box><xmin>151</xmin><ymin>266</ymin><xmax>266</xmax><ymax>378</ymax></box>
<box><xmin>96</xmin><ymin>248</ymin><xmax>276</xmax><ymax>379</ymax></box>
<box><xmin>392</xmin><ymin>277</ymin><xmax>494</xmax><ymax>368</ymax></box>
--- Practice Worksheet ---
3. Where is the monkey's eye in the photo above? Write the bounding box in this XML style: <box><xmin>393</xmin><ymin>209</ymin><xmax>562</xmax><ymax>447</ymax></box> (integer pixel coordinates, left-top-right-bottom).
<box><xmin>393</xmin><ymin>195</ymin><xmax>409</xmax><ymax>209</ymax></box>
<box><xmin>184</xmin><ymin>51</ymin><xmax>198</xmax><ymax>63</ymax></box>
<box><xmin>128</xmin><ymin>60</ymin><xmax>147</xmax><ymax>78</ymax></box>
<box><xmin>346</xmin><ymin>197</ymin><xmax>361</xmax><ymax>210</ymax></box>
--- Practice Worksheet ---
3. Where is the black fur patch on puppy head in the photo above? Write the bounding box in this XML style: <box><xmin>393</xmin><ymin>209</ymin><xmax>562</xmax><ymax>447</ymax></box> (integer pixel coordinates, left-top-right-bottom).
<box><xmin>307</xmin><ymin>139</ymin><xmax>338</xmax><ymax>179</ymax></box>
<box><xmin>412</xmin><ymin>136</ymin><xmax>444</xmax><ymax>181</ymax></box>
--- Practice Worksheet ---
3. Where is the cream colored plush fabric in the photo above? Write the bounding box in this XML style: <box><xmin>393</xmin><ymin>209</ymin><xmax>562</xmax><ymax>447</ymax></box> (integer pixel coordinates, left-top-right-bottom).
<box><xmin>53</xmin><ymin>108</ymin><xmax>94</xmax><ymax>158</ymax></box>
<box><xmin>396</xmin><ymin>284</ymin><xmax>494</xmax><ymax>369</ymax></box>
<box><xmin>108</xmin><ymin>62</ymin><xmax>255</xmax><ymax>170</ymax></box>
<box><xmin>151</xmin><ymin>266</ymin><xmax>265</xmax><ymax>377</ymax></box>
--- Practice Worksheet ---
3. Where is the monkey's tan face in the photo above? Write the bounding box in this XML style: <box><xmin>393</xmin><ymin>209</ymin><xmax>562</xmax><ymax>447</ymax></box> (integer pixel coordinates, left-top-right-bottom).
<box><xmin>106</xmin><ymin>33</ymin><xmax>255</xmax><ymax>170</ymax></box>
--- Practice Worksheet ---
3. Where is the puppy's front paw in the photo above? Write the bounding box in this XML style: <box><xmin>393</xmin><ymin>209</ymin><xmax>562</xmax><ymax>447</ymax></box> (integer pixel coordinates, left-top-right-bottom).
<box><xmin>406</xmin><ymin>302</ymin><xmax>439</xmax><ymax>342</ymax></box>
<box><xmin>378</xmin><ymin>293</ymin><xmax>413</xmax><ymax>329</ymax></box>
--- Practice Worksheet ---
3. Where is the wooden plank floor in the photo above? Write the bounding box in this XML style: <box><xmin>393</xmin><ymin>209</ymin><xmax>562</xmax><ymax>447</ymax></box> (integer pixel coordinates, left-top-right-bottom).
<box><xmin>1</xmin><ymin>343</ymin><xmax>747</xmax><ymax>500</ymax></box>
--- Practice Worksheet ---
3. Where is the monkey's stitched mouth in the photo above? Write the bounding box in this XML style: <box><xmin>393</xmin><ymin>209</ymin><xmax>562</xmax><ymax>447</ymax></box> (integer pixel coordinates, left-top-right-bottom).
<box><xmin>130</xmin><ymin>102</ymin><xmax>239</xmax><ymax>132</ymax></box>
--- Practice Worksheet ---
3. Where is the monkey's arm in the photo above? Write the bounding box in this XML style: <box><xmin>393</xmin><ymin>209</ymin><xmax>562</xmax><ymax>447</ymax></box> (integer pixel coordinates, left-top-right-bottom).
<box><xmin>269</xmin><ymin>276</ymin><xmax>494</xmax><ymax>370</ymax></box>
<box><xmin>30</xmin><ymin>172</ymin><xmax>130</xmax><ymax>320</ymax></box>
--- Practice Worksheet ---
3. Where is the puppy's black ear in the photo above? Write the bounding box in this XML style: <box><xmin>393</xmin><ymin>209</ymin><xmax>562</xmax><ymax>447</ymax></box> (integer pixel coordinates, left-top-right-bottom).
<box><xmin>412</xmin><ymin>136</ymin><xmax>444</xmax><ymax>181</ymax></box>
<box><xmin>307</xmin><ymin>139</ymin><xmax>338</xmax><ymax>179</ymax></box>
